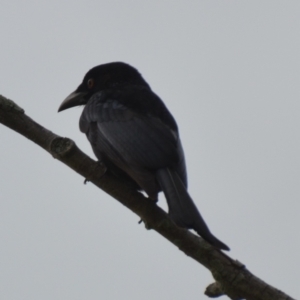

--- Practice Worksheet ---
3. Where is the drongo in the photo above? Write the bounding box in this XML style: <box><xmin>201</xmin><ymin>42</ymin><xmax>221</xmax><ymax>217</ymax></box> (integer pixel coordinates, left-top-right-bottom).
<box><xmin>58</xmin><ymin>62</ymin><xmax>229</xmax><ymax>251</ymax></box>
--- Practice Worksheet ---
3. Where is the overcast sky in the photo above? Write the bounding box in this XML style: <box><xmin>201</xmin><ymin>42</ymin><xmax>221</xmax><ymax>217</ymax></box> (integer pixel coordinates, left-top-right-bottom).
<box><xmin>0</xmin><ymin>1</ymin><xmax>299</xmax><ymax>299</ymax></box>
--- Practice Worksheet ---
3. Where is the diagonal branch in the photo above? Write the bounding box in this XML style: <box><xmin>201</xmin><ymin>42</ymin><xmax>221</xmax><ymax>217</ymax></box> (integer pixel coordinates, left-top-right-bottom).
<box><xmin>0</xmin><ymin>94</ymin><xmax>295</xmax><ymax>300</ymax></box>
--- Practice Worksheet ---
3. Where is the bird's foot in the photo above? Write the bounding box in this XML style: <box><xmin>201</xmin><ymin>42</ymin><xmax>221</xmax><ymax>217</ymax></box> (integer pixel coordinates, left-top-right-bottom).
<box><xmin>83</xmin><ymin>160</ymin><xmax>107</xmax><ymax>184</ymax></box>
<box><xmin>138</xmin><ymin>218</ymin><xmax>152</xmax><ymax>230</ymax></box>
<box><xmin>149</xmin><ymin>195</ymin><xmax>158</xmax><ymax>203</ymax></box>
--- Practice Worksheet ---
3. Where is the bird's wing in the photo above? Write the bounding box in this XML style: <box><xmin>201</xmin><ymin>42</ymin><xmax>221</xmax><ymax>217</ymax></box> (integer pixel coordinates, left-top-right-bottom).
<box><xmin>79</xmin><ymin>92</ymin><xmax>181</xmax><ymax>171</ymax></box>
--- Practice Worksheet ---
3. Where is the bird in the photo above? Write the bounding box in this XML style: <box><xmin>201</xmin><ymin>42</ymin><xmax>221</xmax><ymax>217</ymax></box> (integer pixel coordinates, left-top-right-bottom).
<box><xmin>58</xmin><ymin>62</ymin><xmax>229</xmax><ymax>251</ymax></box>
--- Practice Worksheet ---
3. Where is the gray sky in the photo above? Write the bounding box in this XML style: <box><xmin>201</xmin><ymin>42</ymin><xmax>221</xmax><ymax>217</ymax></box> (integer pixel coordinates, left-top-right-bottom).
<box><xmin>1</xmin><ymin>1</ymin><xmax>299</xmax><ymax>299</ymax></box>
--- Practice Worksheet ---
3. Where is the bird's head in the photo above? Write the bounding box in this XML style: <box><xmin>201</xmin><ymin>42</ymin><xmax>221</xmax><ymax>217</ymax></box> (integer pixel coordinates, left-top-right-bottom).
<box><xmin>58</xmin><ymin>62</ymin><xmax>149</xmax><ymax>112</ymax></box>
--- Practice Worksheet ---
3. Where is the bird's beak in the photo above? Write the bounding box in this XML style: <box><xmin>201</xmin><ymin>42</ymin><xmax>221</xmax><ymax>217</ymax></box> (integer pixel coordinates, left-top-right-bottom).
<box><xmin>58</xmin><ymin>91</ymin><xmax>88</xmax><ymax>112</ymax></box>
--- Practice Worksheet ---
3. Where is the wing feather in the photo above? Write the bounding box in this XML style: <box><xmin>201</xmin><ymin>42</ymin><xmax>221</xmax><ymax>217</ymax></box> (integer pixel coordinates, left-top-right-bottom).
<box><xmin>80</xmin><ymin>92</ymin><xmax>181</xmax><ymax>170</ymax></box>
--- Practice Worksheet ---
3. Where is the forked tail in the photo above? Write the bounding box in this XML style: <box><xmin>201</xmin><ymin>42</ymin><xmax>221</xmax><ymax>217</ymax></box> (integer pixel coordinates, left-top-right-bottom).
<box><xmin>156</xmin><ymin>168</ymin><xmax>229</xmax><ymax>251</ymax></box>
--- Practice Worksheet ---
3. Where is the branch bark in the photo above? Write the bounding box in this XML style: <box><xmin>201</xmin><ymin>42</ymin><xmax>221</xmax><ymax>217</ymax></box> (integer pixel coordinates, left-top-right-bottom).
<box><xmin>0</xmin><ymin>94</ymin><xmax>295</xmax><ymax>300</ymax></box>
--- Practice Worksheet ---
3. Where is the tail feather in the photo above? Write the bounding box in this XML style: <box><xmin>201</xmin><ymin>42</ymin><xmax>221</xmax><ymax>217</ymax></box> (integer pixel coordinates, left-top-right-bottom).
<box><xmin>156</xmin><ymin>168</ymin><xmax>229</xmax><ymax>251</ymax></box>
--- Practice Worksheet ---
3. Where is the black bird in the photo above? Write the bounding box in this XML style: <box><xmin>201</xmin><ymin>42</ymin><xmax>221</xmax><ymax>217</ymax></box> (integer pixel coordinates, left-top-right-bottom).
<box><xmin>58</xmin><ymin>62</ymin><xmax>229</xmax><ymax>251</ymax></box>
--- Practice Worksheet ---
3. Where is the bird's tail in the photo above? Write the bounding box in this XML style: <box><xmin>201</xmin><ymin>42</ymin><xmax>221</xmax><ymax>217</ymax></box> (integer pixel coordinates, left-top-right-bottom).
<box><xmin>156</xmin><ymin>168</ymin><xmax>229</xmax><ymax>251</ymax></box>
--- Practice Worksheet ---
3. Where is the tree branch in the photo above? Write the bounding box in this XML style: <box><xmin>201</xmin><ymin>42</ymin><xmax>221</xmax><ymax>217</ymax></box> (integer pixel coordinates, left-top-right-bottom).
<box><xmin>0</xmin><ymin>94</ymin><xmax>295</xmax><ymax>300</ymax></box>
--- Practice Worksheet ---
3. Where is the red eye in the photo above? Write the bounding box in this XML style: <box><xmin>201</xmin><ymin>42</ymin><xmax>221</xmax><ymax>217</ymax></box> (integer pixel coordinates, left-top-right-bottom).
<box><xmin>87</xmin><ymin>78</ymin><xmax>94</xmax><ymax>89</ymax></box>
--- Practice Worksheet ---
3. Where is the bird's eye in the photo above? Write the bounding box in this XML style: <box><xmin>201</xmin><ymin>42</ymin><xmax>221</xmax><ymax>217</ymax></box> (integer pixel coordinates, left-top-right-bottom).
<box><xmin>87</xmin><ymin>78</ymin><xmax>94</xmax><ymax>89</ymax></box>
